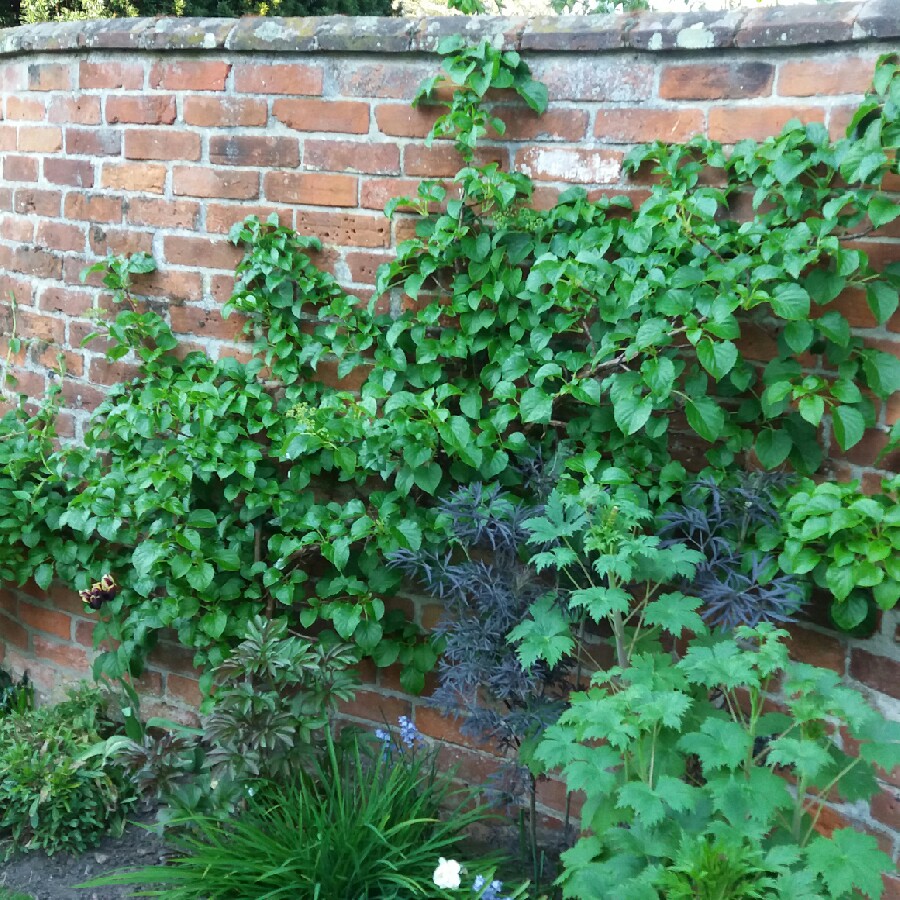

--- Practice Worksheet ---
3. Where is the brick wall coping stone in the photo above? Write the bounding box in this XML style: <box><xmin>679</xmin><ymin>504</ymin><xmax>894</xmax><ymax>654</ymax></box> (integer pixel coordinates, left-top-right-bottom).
<box><xmin>0</xmin><ymin>1</ymin><xmax>897</xmax><ymax>59</ymax></box>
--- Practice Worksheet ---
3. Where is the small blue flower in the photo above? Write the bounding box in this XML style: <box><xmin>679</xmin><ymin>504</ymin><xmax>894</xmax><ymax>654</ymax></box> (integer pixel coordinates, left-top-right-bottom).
<box><xmin>398</xmin><ymin>715</ymin><xmax>422</xmax><ymax>749</ymax></box>
<box><xmin>374</xmin><ymin>728</ymin><xmax>391</xmax><ymax>746</ymax></box>
<box><xmin>472</xmin><ymin>874</ymin><xmax>508</xmax><ymax>900</ymax></box>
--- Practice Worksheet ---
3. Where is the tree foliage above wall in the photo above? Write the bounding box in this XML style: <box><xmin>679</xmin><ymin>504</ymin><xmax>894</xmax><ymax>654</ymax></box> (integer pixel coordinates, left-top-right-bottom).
<box><xmin>11</xmin><ymin>0</ymin><xmax>392</xmax><ymax>26</ymax></box>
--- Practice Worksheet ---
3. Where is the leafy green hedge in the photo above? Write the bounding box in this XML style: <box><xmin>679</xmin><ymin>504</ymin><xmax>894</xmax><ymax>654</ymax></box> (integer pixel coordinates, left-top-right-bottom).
<box><xmin>12</xmin><ymin>0</ymin><xmax>391</xmax><ymax>26</ymax></box>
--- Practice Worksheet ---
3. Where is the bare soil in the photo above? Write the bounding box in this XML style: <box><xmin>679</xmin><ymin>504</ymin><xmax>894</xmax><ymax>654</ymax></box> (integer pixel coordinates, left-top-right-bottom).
<box><xmin>0</xmin><ymin>816</ymin><xmax>167</xmax><ymax>900</ymax></box>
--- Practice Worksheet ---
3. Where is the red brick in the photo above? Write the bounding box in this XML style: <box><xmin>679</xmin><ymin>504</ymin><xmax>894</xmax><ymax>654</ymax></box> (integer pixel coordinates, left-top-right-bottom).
<box><xmin>4</xmin><ymin>367</ymin><xmax>45</xmax><ymax>398</ymax></box>
<box><xmin>209</xmin><ymin>135</ymin><xmax>299</xmax><ymax>168</ymax></box>
<box><xmin>0</xmin><ymin>334</ymin><xmax>27</xmax><ymax>368</ymax></box>
<box><xmin>182</xmin><ymin>96</ymin><xmax>267</xmax><ymax>127</ymax></box>
<box><xmin>130</xmin><ymin>669</ymin><xmax>165</xmax><ymax>696</ymax></box>
<box><xmin>47</xmin><ymin>95</ymin><xmax>101</xmax><ymax>125</ymax></box>
<box><xmin>16</xmin><ymin>310</ymin><xmax>64</xmax><ymax>344</ymax></box>
<box><xmin>163</xmin><ymin>236</ymin><xmax>242</xmax><ymax>270</ymax></box>
<box><xmin>338</xmin><ymin>690</ymin><xmax>411</xmax><ymax>725</ymax></box>
<box><xmin>9</xmin><ymin>247</ymin><xmax>62</xmax><ymax>280</ymax></box>
<box><xmin>415</xmin><ymin>706</ymin><xmax>492</xmax><ymax>751</ymax></box>
<box><xmin>0</xmin><ymin>613</ymin><xmax>28</xmax><ymax>651</ymax></box>
<box><xmin>209</xmin><ymin>275</ymin><xmax>236</xmax><ymax>303</ymax></box>
<box><xmin>233</xmin><ymin>63</ymin><xmax>323</xmax><ymax>96</ymax></box>
<box><xmin>340</xmin><ymin>63</ymin><xmax>429</xmax><ymax>100</ymax></box>
<box><xmin>850</xmin><ymin>648</ymin><xmax>900</xmax><ymax>699</ymax></box>
<box><xmin>870</xmin><ymin>786</ymin><xmax>900</xmax><ymax>830</ymax></box>
<box><xmin>360</xmin><ymin>178</ymin><xmax>423</xmax><ymax>211</ymax></box>
<box><xmin>503</xmin><ymin>108</ymin><xmax>589</xmax><ymax>142</ymax></box>
<box><xmin>0</xmin><ymin>63</ymin><xmax>26</xmax><ymax>93</ymax></box>
<box><xmin>661</xmin><ymin>62</ymin><xmax>774</xmax><ymax>101</ymax></box>
<box><xmin>778</xmin><ymin>57</ymin><xmax>878</xmax><ymax>98</ymax></box>
<box><xmin>375</xmin><ymin>103</ymin><xmax>440</xmax><ymax>138</ymax></box>
<box><xmin>79</xmin><ymin>61</ymin><xmax>145</xmax><ymax>90</ymax></box>
<box><xmin>169</xmin><ymin>304</ymin><xmax>247</xmax><ymax>341</ymax></box>
<box><xmin>89</xmin><ymin>358</ymin><xmax>140</xmax><ymax>386</ymax></box>
<box><xmin>132</xmin><ymin>269</ymin><xmax>202</xmax><ymax>302</ymax></box>
<box><xmin>304</xmin><ymin>139</ymin><xmax>400</xmax><ymax>175</ymax></box>
<box><xmin>126</xmin><ymin>197</ymin><xmax>200</xmax><ymax>229</ymax></box>
<box><xmin>0</xmin><ymin>590</ymin><xmax>17</xmax><ymax>618</ymax></box>
<box><xmin>274</xmin><ymin>98</ymin><xmax>369</xmax><ymax>134</ymax></box>
<box><xmin>40</xmin><ymin>286</ymin><xmax>94</xmax><ymax>316</ymax></box>
<box><xmin>44</xmin><ymin>157</ymin><xmax>94</xmax><ymax>188</ymax></box>
<box><xmin>785</xmin><ymin>624</ymin><xmax>846</xmax><ymax>674</ymax></box>
<box><xmin>166</xmin><ymin>673</ymin><xmax>204</xmax><ymax>707</ymax></box>
<box><xmin>540</xmin><ymin>61</ymin><xmax>654</xmax><ymax>102</ymax></box>
<box><xmin>64</xmin><ymin>192</ymin><xmax>123</xmax><ymax>224</ymax></box>
<box><xmin>60</xmin><ymin>378</ymin><xmax>106</xmax><ymax>411</ymax></box>
<box><xmin>828</xmin><ymin>288</ymin><xmax>882</xmax><ymax>329</ymax></box>
<box><xmin>845</xmin><ymin>240</ymin><xmax>900</xmax><ymax>272</ymax></box>
<box><xmin>106</xmin><ymin>95</ymin><xmax>176</xmax><ymax>126</ymax></box>
<box><xmin>404</xmin><ymin>144</ymin><xmax>506</xmax><ymax>178</ymax></box>
<box><xmin>101</xmin><ymin>161</ymin><xmax>167</xmax><ymax>194</ymax></box>
<box><xmin>14</xmin><ymin>188</ymin><xmax>61</xmax><ymax>217</ymax></box>
<box><xmin>32</xmin><ymin>634</ymin><xmax>89</xmax><ymax>671</ymax></box>
<box><xmin>708</xmin><ymin>106</ymin><xmax>826</xmax><ymax>143</ymax></box>
<box><xmin>595</xmin><ymin>108</ymin><xmax>704</xmax><ymax>144</ymax></box>
<box><xmin>173</xmin><ymin>166</ymin><xmax>259</xmax><ymax>200</ymax></box>
<box><xmin>66</xmin><ymin>127</ymin><xmax>122</xmax><ymax>157</ymax></box>
<box><xmin>125</xmin><ymin>129</ymin><xmax>200</xmax><ymax>161</ymax></box>
<box><xmin>36</xmin><ymin>221</ymin><xmax>87</xmax><ymax>253</ymax></box>
<box><xmin>3</xmin><ymin>156</ymin><xmax>38</xmax><ymax>182</ymax></box>
<box><xmin>5</xmin><ymin>96</ymin><xmax>46</xmax><ymax>120</ymax></box>
<box><xmin>837</xmin><ymin>428</ymin><xmax>900</xmax><ymax>470</ymax></box>
<box><xmin>148</xmin><ymin>639</ymin><xmax>201</xmax><ymax>677</ymax></box>
<box><xmin>264</xmin><ymin>172</ymin><xmax>358</xmax><ymax>207</ymax></box>
<box><xmin>89</xmin><ymin>227</ymin><xmax>153</xmax><ymax>258</ymax></box>
<box><xmin>345</xmin><ymin>251</ymin><xmax>392</xmax><ymax>285</ymax></box>
<box><xmin>0</xmin><ymin>125</ymin><xmax>15</xmax><ymax>151</ymax></box>
<box><xmin>205</xmin><ymin>204</ymin><xmax>291</xmax><ymax>234</ymax></box>
<box><xmin>148</xmin><ymin>60</ymin><xmax>230</xmax><ymax>92</ymax></box>
<box><xmin>0</xmin><ymin>215</ymin><xmax>33</xmax><ymax>243</ymax></box>
<box><xmin>18</xmin><ymin>602</ymin><xmax>71</xmax><ymax>640</ymax></box>
<box><xmin>17</xmin><ymin>125</ymin><xmax>62</xmax><ymax>152</ymax></box>
<box><xmin>887</xmin><ymin>393</ymin><xmax>900</xmax><ymax>427</ymax></box>
<box><xmin>27</xmin><ymin>62</ymin><xmax>71</xmax><ymax>92</ymax></box>
<box><xmin>292</xmin><ymin>209</ymin><xmax>390</xmax><ymax>249</ymax></box>
<box><xmin>516</xmin><ymin>147</ymin><xmax>624</xmax><ymax>184</ymax></box>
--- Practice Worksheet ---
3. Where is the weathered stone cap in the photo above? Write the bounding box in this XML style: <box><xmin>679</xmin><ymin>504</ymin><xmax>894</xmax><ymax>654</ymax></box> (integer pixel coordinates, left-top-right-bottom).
<box><xmin>0</xmin><ymin>0</ymin><xmax>897</xmax><ymax>58</ymax></box>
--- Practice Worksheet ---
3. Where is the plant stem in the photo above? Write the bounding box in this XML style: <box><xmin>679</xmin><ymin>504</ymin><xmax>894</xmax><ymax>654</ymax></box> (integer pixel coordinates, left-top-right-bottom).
<box><xmin>529</xmin><ymin>776</ymin><xmax>540</xmax><ymax>893</ymax></box>
<box><xmin>611</xmin><ymin>609</ymin><xmax>629</xmax><ymax>669</ymax></box>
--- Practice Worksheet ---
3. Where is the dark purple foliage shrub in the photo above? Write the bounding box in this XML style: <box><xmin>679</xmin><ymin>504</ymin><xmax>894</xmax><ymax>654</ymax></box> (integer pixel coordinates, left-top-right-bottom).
<box><xmin>659</xmin><ymin>474</ymin><xmax>804</xmax><ymax>631</ymax></box>
<box><xmin>389</xmin><ymin>483</ymin><xmax>570</xmax><ymax>765</ymax></box>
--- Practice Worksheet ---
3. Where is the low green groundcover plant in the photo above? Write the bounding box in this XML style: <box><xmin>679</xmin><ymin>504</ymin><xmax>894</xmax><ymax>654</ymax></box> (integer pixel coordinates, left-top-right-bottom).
<box><xmin>0</xmin><ymin>685</ymin><xmax>134</xmax><ymax>858</ymax></box>
<box><xmin>0</xmin><ymin>667</ymin><xmax>32</xmax><ymax>718</ymax></box>
<box><xmin>87</xmin><ymin>723</ymin><xmax>508</xmax><ymax>899</ymax></box>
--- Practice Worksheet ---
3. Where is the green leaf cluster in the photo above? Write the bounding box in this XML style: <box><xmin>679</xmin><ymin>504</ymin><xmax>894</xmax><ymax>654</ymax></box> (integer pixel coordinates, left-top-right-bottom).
<box><xmin>0</xmin><ymin>685</ymin><xmax>135</xmax><ymax>858</ymax></box>
<box><xmin>512</xmin><ymin>479</ymin><xmax>898</xmax><ymax>899</ymax></box>
<box><xmin>533</xmin><ymin>624</ymin><xmax>899</xmax><ymax>900</ymax></box>
<box><xmin>779</xmin><ymin>475</ymin><xmax>900</xmax><ymax>628</ymax></box>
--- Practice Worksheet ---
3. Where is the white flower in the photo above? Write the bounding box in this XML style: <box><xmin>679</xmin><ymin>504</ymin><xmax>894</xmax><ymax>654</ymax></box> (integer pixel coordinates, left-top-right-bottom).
<box><xmin>433</xmin><ymin>857</ymin><xmax>462</xmax><ymax>890</ymax></box>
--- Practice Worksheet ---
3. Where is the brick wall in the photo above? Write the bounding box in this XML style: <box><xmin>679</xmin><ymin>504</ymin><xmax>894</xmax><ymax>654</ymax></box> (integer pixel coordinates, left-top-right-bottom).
<box><xmin>0</xmin><ymin>2</ymin><xmax>899</xmax><ymax>878</ymax></box>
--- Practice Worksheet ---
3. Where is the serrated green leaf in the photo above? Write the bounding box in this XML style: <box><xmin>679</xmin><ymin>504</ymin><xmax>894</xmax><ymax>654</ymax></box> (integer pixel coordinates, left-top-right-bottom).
<box><xmin>805</xmin><ymin>829</ymin><xmax>891</xmax><ymax>899</ymax></box>
<box><xmin>756</xmin><ymin>429</ymin><xmax>792</xmax><ymax>469</ymax></box>
<box><xmin>831</xmin><ymin>405</ymin><xmax>866</xmax><ymax>451</ymax></box>
<box><xmin>685</xmin><ymin>397</ymin><xmax>725</xmax><ymax>442</ymax></box>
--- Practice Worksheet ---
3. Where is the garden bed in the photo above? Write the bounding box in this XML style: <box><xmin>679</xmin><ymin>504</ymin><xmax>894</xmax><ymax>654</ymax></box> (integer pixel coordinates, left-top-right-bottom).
<box><xmin>0</xmin><ymin>817</ymin><xmax>166</xmax><ymax>900</ymax></box>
